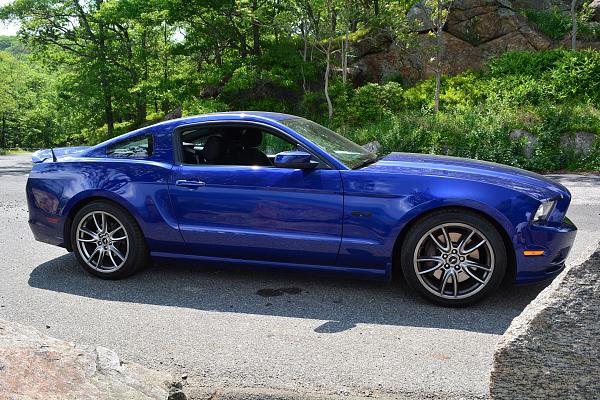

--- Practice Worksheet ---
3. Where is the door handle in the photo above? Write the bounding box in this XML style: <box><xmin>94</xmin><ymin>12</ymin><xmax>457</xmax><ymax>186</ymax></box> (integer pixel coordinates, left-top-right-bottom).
<box><xmin>175</xmin><ymin>179</ymin><xmax>206</xmax><ymax>188</ymax></box>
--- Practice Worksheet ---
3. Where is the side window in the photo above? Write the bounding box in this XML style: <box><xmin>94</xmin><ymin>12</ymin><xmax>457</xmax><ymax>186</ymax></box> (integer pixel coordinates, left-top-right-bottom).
<box><xmin>107</xmin><ymin>135</ymin><xmax>153</xmax><ymax>159</ymax></box>
<box><xmin>259</xmin><ymin>133</ymin><xmax>296</xmax><ymax>156</ymax></box>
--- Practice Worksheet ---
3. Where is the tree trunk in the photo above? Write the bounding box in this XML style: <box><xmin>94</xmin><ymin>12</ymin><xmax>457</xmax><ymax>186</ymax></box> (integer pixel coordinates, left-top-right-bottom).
<box><xmin>240</xmin><ymin>35</ymin><xmax>248</xmax><ymax>58</ymax></box>
<box><xmin>103</xmin><ymin>88</ymin><xmax>114</xmax><ymax>136</ymax></box>
<box><xmin>571</xmin><ymin>0</ymin><xmax>578</xmax><ymax>50</ymax></box>
<box><xmin>252</xmin><ymin>0</ymin><xmax>261</xmax><ymax>55</ymax></box>
<box><xmin>0</xmin><ymin>113</ymin><xmax>5</xmax><ymax>149</ymax></box>
<box><xmin>434</xmin><ymin>0</ymin><xmax>443</xmax><ymax>115</ymax></box>
<box><xmin>374</xmin><ymin>0</ymin><xmax>379</xmax><ymax>16</ymax></box>
<box><xmin>215</xmin><ymin>46</ymin><xmax>222</xmax><ymax>66</ymax></box>
<box><xmin>301</xmin><ymin>20</ymin><xmax>308</xmax><ymax>92</ymax></box>
<box><xmin>343</xmin><ymin>29</ymin><xmax>349</xmax><ymax>84</ymax></box>
<box><xmin>135</xmin><ymin>98</ymin><xmax>147</xmax><ymax>125</ymax></box>
<box><xmin>324</xmin><ymin>38</ymin><xmax>334</xmax><ymax>120</ymax></box>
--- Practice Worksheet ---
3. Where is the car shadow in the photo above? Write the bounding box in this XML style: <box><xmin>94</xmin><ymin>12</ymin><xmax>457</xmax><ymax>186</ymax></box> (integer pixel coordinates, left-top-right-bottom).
<box><xmin>28</xmin><ymin>253</ymin><xmax>551</xmax><ymax>335</ymax></box>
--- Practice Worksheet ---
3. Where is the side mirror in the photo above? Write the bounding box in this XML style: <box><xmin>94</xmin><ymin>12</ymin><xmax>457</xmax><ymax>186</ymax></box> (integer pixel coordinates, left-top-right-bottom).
<box><xmin>274</xmin><ymin>150</ymin><xmax>318</xmax><ymax>169</ymax></box>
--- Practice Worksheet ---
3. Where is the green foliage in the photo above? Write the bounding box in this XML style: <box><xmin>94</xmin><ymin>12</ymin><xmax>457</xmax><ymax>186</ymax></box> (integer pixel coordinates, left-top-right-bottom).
<box><xmin>0</xmin><ymin>1</ymin><xmax>597</xmax><ymax>172</ymax></box>
<box><xmin>521</xmin><ymin>7</ymin><xmax>571</xmax><ymax>40</ymax></box>
<box><xmin>331</xmin><ymin>81</ymin><xmax>404</xmax><ymax>126</ymax></box>
<box><xmin>182</xmin><ymin>98</ymin><xmax>229</xmax><ymax>116</ymax></box>
<box><xmin>345</xmin><ymin>105</ymin><xmax>599</xmax><ymax>172</ymax></box>
<box><xmin>338</xmin><ymin>50</ymin><xmax>600</xmax><ymax>172</ymax></box>
<box><xmin>521</xmin><ymin>5</ymin><xmax>600</xmax><ymax>42</ymax></box>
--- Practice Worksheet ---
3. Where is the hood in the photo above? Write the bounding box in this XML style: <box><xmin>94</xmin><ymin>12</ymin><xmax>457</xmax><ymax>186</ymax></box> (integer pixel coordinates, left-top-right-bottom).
<box><xmin>31</xmin><ymin>146</ymin><xmax>90</xmax><ymax>163</ymax></box>
<box><xmin>363</xmin><ymin>153</ymin><xmax>570</xmax><ymax>201</ymax></box>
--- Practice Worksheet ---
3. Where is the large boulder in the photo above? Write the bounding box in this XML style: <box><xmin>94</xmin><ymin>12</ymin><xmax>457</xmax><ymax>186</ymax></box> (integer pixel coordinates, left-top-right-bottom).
<box><xmin>490</xmin><ymin>246</ymin><xmax>600</xmax><ymax>399</ymax></box>
<box><xmin>560</xmin><ymin>131</ymin><xmax>597</xmax><ymax>156</ymax></box>
<box><xmin>0</xmin><ymin>319</ymin><xmax>184</xmax><ymax>399</ymax></box>
<box><xmin>351</xmin><ymin>0</ymin><xmax>552</xmax><ymax>84</ymax></box>
<box><xmin>591</xmin><ymin>0</ymin><xmax>600</xmax><ymax>22</ymax></box>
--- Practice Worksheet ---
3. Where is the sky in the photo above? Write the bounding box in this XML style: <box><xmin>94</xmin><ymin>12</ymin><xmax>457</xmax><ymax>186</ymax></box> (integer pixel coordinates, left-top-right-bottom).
<box><xmin>0</xmin><ymin>0</ymin><xmax>19</xmax><ymax>36</ymax></box>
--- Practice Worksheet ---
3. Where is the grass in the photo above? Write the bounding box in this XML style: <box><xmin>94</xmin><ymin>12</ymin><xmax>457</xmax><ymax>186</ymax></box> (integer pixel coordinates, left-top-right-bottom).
<box><xmin>0</xmin><ymin>148</ymin><xmax>32</xmax><ymax>155</ymax></box>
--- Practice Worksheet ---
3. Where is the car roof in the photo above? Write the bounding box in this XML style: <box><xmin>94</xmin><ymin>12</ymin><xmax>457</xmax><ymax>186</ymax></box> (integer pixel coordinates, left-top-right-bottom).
<box><xmin>166</xmin><ymin>111</ymin><xmax>297</xmax><ymax>125</ymax></box>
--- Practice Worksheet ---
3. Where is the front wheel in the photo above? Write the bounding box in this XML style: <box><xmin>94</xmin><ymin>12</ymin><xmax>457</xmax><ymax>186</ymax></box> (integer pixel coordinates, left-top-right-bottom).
<box><xmin>400</xmin><ymin>209</ymin><xmax>507</xmax><ymax>307</ymax></box>
<box><xmin>71</xmin><ymin>201</ymin><xmax>148</xmax><ymax>279</ymax></box>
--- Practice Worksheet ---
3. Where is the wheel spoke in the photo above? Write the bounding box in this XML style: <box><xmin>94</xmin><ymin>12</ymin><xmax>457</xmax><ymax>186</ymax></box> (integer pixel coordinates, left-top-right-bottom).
<box><xmin>95</xmin><ymin>248</ymin><xmax>105</xmax><ymax>269</ymax></box>
<box><xmin>101</xmin><ymin>213</ymin><xmax>107</xmax><ymax>233</ymax></box>
<box><xmin>452</xmin><ymin>274</ymin><xmax>458</xmax><ymax>298</ymax></box>
<box><xmin>80</xmin><ymin>227</ymin><xmax>98</xmax><ymax>240</ymax></box>
<box><xmin>109</xmin><ymin>245</ymin><xmax>126</xmax><ymax>262</ymax></box>
<box><xmin>463</xmin><ymin>260</ymin><xmax>491</xmax><ymax>272</ymax></box>
<box><xmin>107</xmin><ymin>249</ymin><xmax>118</xmax><ymax>267</ymax></box>
<box><xmin>87</xmin><ymin>246</ymin><xmax>99</xmax><ymax>262</ymax></box>
<box><xmin>77</xmin><ymin>237</ymin><xmax>98</xmax><ymax>243</ymax></box>
<box><xmin>441</xmin><ymin>226</ymin><xmax>451</xmax><ymax>251</ymax></box>
<box><xmin>109</xmin><ymin>226</ymin><xmax>125</xmax><ymax>240</ymax></box>
<box><xmin>462</xmin><ymin>239</ymin><xmax>486</xmax><ymax>255</ymax></box>
<box><xmin>462</xmin><ymin>266</ymin><xmax>485</xmax><ymax>284</ymax></box>
<box><xmin>440</xmin><ymin>269</ymin><xmax>452</xmax><ymax>295</ymax></box>
<box><xmin>458</xmin><ymin>230</ymin><xmax>475</xmax><ymax>254</ymax></box>
<box><xmin>429</xmin><ymin>230</ymin><xmax>450</xmax><ymax>252</ymax></box>
<box><xmin>418</xmin><ymin>263</ymin><xmax>444</xmax><ymax>275</ymax></box>
<box><xmin>417</xmin><ymin>256</ymin><xmax>443</xmax><ymax>263</ymax></box>
<box><xmin>92</xmin><ymin>213</ymin><xmax>102</xmax><ymax>232</ymax></box>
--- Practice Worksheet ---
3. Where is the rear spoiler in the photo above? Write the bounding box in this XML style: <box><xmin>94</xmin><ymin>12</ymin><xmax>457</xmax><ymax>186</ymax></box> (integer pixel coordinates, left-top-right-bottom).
<box><xmin>31</xmin><ymin>146</ymin><xmax>90</xmax><ymax>163</ymax></box>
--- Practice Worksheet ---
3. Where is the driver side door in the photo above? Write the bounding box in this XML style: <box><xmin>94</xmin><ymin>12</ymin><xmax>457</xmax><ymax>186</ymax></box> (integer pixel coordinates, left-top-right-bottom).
<box><xmin>167</xmin><ymin>122</ymin><xmax>344</xmax><ymax>266</ymax></box>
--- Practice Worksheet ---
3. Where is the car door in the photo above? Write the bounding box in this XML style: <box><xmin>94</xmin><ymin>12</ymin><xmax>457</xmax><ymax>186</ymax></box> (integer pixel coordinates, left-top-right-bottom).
<box><xmin>167</xmin><ymin>123</ymin><xmax>344</xmax><ymax>266</ymax></box>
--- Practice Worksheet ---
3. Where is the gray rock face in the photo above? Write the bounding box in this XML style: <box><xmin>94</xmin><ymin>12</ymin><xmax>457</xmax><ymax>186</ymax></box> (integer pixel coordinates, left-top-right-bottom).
<box><xmin>407</xmin><ymin>1</ymin><xmax>433</xmax><ymax>32</ymax></box>
<box><xmin>588</xmin><ymin>0</ymin><xmax>600</xmax><ymax>21</ymax></box>
<box><xmin>0</xmin><ymin>319</ymin><xmax>183</xmax><ymax>399</ymax></box>
<box><xmin>560</xmin><ymin>131</ymin><xmax>597</xmax><ymax>156</ymax></box>
<box><xmin>509</xmin><ymin>129</ymin><xmax>537</xmax><ymax>158</ymax></box>
<box><xmin>352</xmin><ymin>0</ymin><xmax>552</xmax><ymax>85</ymax></box>
<box><xmin>490</xmin><ymin>246</ymin><xmax>600</xmax><ymax>399</ymax></box>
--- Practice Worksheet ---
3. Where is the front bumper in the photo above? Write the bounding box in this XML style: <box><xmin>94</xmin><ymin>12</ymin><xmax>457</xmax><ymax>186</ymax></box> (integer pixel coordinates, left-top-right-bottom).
<box><xmin>514</xmin><ymin>217</ymin><xmax>577</xmax><ymax>283</ymax></box>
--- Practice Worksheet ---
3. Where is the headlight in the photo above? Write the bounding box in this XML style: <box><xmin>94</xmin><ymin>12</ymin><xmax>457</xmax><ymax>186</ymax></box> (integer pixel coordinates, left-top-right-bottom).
<box><xmin>533</xmin><ymin>200</ymin><xmax>556</xmax><ymax>223</ymax></box>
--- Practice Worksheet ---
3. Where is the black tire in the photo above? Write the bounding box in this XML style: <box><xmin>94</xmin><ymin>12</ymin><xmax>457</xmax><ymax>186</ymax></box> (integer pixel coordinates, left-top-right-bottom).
<box><xmin>70</xmin><ymin>201</ymin><xmax>148</xmax><ymax>279</ymax></box>
<box><xmin>400</xmin><ymin>209</ymin><xmax>507</xmax><ymax>307</ymax></box>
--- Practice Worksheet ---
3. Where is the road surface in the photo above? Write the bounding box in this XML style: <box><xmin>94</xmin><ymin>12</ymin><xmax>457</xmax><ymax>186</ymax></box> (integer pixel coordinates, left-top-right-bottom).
<box><xmin>0</xmin><ymin>153</ymin><xmax>598</xmax><ymax>399</ymax></box>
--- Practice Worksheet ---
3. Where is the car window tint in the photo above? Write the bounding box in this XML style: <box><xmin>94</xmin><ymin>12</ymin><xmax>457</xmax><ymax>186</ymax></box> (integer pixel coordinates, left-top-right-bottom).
<box><xmin>107</xmin><ymin>135</ymin><xmax>152</xmax><ymax>158</ymax></box>
<box><xmin>259</xmin><ymin>133</ymin><xmax>296</xmax><ymax>156</ymax></box>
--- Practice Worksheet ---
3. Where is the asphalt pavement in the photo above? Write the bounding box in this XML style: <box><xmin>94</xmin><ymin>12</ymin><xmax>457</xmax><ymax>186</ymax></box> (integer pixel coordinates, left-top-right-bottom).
<box><xmin>0</xmin><ymin>153</ymin><xmax>598</xmax><ymax>399</ymax></box>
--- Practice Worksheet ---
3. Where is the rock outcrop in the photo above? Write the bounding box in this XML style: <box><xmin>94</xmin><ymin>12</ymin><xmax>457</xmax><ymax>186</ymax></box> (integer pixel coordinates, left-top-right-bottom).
<box><xmin>588</xmin><ymin>0</ymin><xmax>600</xmax><ymax>21</ymax></box>
<box><xmin>489</xmin><ymin>246</ymin><xmax>600</xmax><ymax>399</ymax></box>
<box><xmin>351</xmin><ymin>0</ymin><xmax>587</xmax><ymax>85</ymax></box>
<box><xmin>0</xmin><ymin>319</ymin><xmax>183</xmax><ymax>400</ymax></box>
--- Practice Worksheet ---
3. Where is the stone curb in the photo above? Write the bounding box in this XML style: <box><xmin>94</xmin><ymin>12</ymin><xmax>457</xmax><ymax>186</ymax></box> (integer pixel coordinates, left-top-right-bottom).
<box><xmin>489</xmin><ymin>242</ymin><xmax>600</xmax><ymax>399</ymax></box>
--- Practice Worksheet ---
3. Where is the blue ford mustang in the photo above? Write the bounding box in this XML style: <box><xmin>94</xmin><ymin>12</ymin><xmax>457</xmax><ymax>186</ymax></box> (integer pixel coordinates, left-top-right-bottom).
<box><xmin>26</xmin><ymin>112</ymin><xmax>577</xmax><ymax>306</ymax></box>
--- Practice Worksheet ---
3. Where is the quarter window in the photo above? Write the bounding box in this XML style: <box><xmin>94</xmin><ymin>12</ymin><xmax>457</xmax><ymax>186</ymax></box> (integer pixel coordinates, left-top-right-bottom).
<box><xmin>107</xmin><ymin>135</ymin><xmax>153</xmax><ymax>158</ymax></box>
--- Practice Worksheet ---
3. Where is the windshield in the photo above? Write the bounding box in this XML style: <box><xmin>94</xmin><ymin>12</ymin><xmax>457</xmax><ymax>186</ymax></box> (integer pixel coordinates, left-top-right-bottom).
<box><xmin>281</xmin><ymin>118</ymin><xmax>376</xmax><ymax>169</ymax></box>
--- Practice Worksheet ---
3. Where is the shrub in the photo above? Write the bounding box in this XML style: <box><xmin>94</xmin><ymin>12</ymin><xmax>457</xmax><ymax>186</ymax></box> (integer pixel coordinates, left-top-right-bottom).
<box><xmin>521</xmin><ymin>7</ymin><xmax>571</xmax><ymax>40</ymax></box>
<box><xmin>183</xmin><ymin>98</ymin><xmax>229</xmax><ymax>116</ymax></box>
<box><xmin>332</xmin><ymin>81</ymin><xmax>404</xmax><ymax>127</ymax></box>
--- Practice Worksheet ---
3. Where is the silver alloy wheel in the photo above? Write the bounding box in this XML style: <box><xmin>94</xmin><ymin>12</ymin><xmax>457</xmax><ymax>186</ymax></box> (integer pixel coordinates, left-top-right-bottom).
<box><xmin>76</xmin><ymin>210</ymin><xmax>129</xmax><ymax>273</ymax></box>
<box><xmin>413</xmin><ymin>223</ymin><xmax>495</xmax><ymax>300</ymax></box>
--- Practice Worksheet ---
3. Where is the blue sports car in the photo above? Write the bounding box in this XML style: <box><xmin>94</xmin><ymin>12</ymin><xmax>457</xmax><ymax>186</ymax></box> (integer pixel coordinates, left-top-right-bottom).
<box><xmin>27</xmin><ymin>112</ymin><xmax>577</xmax><ymax>306</ymax></box>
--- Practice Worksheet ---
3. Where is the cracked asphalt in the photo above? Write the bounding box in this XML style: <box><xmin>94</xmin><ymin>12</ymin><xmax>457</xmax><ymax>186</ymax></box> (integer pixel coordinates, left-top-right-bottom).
<box><xmin>0</xmin><ymin>153</ymin><xmax>598</xmax><ymax>399</ymax></box>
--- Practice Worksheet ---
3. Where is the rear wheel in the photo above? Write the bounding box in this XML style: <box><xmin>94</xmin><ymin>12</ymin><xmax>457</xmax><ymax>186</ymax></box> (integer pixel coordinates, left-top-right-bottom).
<box><xmin>400</xmin><ymin>209</ymin><xmax>507</xmax><ymax>307</ymax></box>
<box><xmin>71</xmin><ymin>201</ymin><xmax>148</xmax><ymax>279</ymax></box>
